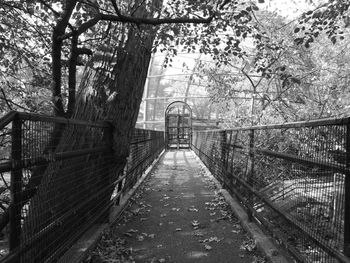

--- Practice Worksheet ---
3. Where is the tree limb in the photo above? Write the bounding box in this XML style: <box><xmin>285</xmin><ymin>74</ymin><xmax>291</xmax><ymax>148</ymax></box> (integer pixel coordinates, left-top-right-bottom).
<box><xmin>100</xmin><ymin>13</ymin><xmax>214</xmax><ymax>26</ymax></box>
<box><xmin>77</xmin><ymin>47</ymin><xmax>93</xmax><ymax>56</ymax></box>
<box><xmin>60</xmin><ymin>11</ymin><xmax>214</xmax><ymax>40</ymax></box>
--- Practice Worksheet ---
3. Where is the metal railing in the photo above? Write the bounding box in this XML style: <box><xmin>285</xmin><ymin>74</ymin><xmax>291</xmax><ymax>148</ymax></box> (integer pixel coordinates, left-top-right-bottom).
<box><xmin>192</xmin><ymin>117</ymin><xmax>350</xmax><ymax>263</ymax></box>
<box><xmin>0</xmin><ymin>111</ymin><xmax>164</xmax><ymax>263</ymax></box>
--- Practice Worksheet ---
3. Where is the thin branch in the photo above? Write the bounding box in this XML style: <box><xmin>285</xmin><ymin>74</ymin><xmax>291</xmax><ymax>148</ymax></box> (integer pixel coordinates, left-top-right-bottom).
<box><xmin>37</xmin><ymin>0</ymin><xmax>60</xmax><ymax>17</ymax></box>
<box><xmin>0</xmin><ymin>88</ymin><xmax>12</xmax><ymax>111</ymax></box>
<box><xmin>131</xmin><ymin>0</ymin><xmax>147</xmax><ymax>16</ymax></box>
<box><xmin>110</xmin><ymin>0</ymin><xmax>121</xmax><ymax>16</ymax></box>
<box><xmin>0</xmin><ymin>87</ymin><xmax>32</xmax><ymax>112</ymax></box>
<box><xmin>60</xmin><ymin>16</ymin><xmax>101</xmax><ymax>40</ymax></box>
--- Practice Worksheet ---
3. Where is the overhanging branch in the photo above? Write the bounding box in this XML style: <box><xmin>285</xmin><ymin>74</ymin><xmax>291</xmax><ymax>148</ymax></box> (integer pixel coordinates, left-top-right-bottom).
<box><xmin>100</xmin><ymin>13</ymin><xmax>214</xmax><ymax>26</ymax></box>
<box><xmin>60</xmin><ymin>11</ymin><xmax>214</xmax><ymax>40</ymax></box>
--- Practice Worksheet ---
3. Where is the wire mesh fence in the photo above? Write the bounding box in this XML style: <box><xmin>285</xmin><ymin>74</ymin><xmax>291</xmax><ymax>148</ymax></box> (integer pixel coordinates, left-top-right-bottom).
<box><xmin>0</xmin><ymin>111</ymin><xmax>164</xmax><ymax>263</ymax></box>
<box><xmin>192</xmin><ymin>118</ymin><xmax>350</xmax><ymax>263</ymax></box>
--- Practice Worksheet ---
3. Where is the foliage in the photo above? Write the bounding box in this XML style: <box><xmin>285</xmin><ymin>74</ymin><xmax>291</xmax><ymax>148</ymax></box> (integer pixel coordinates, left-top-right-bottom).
<box><xmin>295</xmin><ymin>0</ymin><xmax>349</xmax><ymax>47</ymax></box>
<box><xmin>0</xmin><ymin>2</ymin><xmax>52</xmax><ymax>114</ymax></box>
<box><xmin>0</xmin><ymin>0</ymin><xmax>274</xmax><ymax>118</ymax></box>
<box><xmin>199</xmin><ymin>6</ymin><xmax>350</xmax><ymax>127</ymax></box>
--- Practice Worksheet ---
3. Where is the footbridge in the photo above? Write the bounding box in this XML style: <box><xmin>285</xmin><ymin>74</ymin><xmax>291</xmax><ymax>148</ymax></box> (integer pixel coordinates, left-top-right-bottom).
<box><xmin>0</xmin><ymin>109</ymin><xmax>349</xmax><ymax>263</ymax></box>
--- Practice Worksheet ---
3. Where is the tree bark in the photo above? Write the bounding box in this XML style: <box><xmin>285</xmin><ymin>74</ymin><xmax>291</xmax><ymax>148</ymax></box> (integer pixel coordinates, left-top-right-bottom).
<box><xmin>21</xmin><ymin>1</ymin><xmax>161</xmax><ymax>261</ymax></box>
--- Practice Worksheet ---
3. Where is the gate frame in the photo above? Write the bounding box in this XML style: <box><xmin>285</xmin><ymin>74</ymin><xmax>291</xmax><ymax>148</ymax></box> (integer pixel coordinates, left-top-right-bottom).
<box><xmin>164</xmin><ymin>101</ymin><xmax>192</xmax><ymax>149</ymax></box>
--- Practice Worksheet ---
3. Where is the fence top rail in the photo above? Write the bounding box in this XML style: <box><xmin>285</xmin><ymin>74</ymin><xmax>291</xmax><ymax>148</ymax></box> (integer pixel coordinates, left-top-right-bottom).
<box><xmin>17</xmin><ymin>112</ymin><xmax>110</xmax><ymax>128</ymax></box>
<box><xmin>0</xmin><ymin>111</ymin><xmax>111</xmax><ymax>128</ymax></box>
<box><xmin>0</xmin><ymin>111</ymin><xmax>17</xmax><ymax>130</ymax></box>
<box><xmin>194</xmin><ymin>116</ymin><xmax>350</xmax><ymax>133</ymax></box>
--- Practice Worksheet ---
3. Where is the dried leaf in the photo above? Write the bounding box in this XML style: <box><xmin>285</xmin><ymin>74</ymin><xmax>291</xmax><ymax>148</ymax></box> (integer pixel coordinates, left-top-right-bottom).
<box><xmin>136</xmin><ymin>235</ymin><xmax>144</xmax><ymax>241</ymax></box>
<box><xmin>191</xmin><ymin>220</ymin><xmax>200</xmax><ymax>227</ymax></box>
<box><xmin>204</xmin><ymin>244</ymin><xmax>212</xmax><ymax>251</ymax></box>
<box><xmin>188</xmin><ymin>206</ymin><xmax>199</xmax><ymax>212</ymax></box>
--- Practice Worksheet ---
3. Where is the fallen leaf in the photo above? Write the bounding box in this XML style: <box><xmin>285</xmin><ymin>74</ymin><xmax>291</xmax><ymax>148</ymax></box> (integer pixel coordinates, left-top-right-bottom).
<box><xmin>175</xmin><ymin>228</ymin><xmax>182</xmax><ymax>231</ymax></box>
<box><xmin>191</xmin><ymin>220</ymin><xmax>200</xmax><ymax>227</ymax></box>
<box><xmin>136</xmin><ymin>235</ymin><xmax>144</xmax><ymax>241</ymax></box>
<box><xmin>188</xmin><ymin>207</ymin><xmax>199</xmax><ymax>212</ymax></box>
<box><xmin>204</xmin><ymin>244</ymin><xmax>212</xmax><ymax>251</ymax></box>
<box><xmin>208</xmin><ymin>236</ymin><xmax>222</xmax><ymax>242</ymax></box>
<box><xmin>194</xmin><ymin>232</ymin><xmax>204</xmax><ymax>237</ymax></box>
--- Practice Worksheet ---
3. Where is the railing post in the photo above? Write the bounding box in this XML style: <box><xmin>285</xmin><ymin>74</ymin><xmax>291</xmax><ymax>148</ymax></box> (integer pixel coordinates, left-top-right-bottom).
<box><xmin>220</xmin><ymin>130</ymin><xmax>227</xmax><ymax>186</ymax></box>
<box><xmin>10</xmin><ymin>114</ymin><xmax>22</xmax><ymax>251</ymax></box>
<box><xmin>247</xmin><ymin>128</ymin><xmax>255</xmax><ymax>222</ymax></box>
<box><xmin>344</xmin><ymin>123</ymin><xmax>350</xmax><ymax>256</ymax></box>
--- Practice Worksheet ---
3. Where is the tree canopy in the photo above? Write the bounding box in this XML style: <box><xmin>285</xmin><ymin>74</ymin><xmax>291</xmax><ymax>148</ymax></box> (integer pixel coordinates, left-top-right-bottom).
<box><xmin>0</xmin><ymin>0</ymin><xmax>349</xmax><ymax>124</ymax></box>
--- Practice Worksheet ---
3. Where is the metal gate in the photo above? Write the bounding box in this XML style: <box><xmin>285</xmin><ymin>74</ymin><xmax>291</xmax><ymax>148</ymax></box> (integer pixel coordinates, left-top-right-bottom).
<box><xmin>165</xmin><ymin>101</ymin><xmax>192</xmax><ymax>149</ymax></box>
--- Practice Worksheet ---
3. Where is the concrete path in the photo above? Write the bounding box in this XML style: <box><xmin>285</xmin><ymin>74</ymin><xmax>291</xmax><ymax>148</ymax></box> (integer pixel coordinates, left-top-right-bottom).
<box><xmin>86</xmin><ymin>150</ymin><xmax>265</xmax><ymax>263</ymax></box>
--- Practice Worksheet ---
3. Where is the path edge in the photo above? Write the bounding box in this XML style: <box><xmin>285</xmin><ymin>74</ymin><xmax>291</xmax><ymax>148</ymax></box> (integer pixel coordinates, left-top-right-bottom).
<box><xmin>58</xmin><ymin>149</ymin><xmax>166</xmax><ymax>263</ymax></box>
<box><xmin>194</xmin><ymin>154</ymin><xmax>292</xmax><ymax>263</ymax></box>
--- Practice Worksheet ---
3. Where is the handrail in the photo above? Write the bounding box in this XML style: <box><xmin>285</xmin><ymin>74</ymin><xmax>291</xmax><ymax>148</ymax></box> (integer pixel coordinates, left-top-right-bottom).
<box><xmin>0</xmin><ymin>111</ymin><xmax>111</xmax><ymax>129</ymax></box>
<box><xmin>18</xmin><ymin>112</ymin><xmax>110</xmax><ymax>128</ymax></box>
<box><xmin>0</xmin><ymin>111</ymin><xmax>17</xmax><ymax>130</ymax></box>
<box><xmin>195</xmin><ymin>116</ymin><xmax>350</xmax><ymax>132</ymax></box>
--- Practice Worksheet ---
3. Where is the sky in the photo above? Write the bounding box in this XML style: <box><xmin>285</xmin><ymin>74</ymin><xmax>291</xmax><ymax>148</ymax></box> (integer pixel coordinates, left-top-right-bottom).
<box><xmin>260</xmin><ymin>0</ymin><xmax>321</xmax><ymax>19</ymax></box>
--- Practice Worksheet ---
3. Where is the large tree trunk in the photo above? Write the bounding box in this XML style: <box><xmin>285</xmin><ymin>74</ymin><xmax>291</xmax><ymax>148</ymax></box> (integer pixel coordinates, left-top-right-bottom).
<box><xmin>21</xmin><ymin>1</ymin><xmax>161</xmax><ymax>261</ymax></box>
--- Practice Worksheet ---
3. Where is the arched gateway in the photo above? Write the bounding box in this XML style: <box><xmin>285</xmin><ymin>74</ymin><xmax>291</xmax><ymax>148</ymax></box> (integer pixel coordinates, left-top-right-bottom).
<box><xmin>165</xmin><ymin>101</ymin><xmax>192</xmax><ymax>149</ymax></box>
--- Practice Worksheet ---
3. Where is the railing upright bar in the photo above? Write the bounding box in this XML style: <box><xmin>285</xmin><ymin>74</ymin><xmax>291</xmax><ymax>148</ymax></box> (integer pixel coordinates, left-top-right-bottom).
<box><xmin>247</xmin><ymin>129</ymin><xmax>254</xmax><ymax>221</ymax></box>
<box><xmin>344</xmin><ymin>123</ymin><xmax>350</xmax><ymax>256</ymax></box>
<box><xmin>9</xmin><ymin>114</ymin><xmax>22</xmax><ymax>251</ymax></box>
<box><xmin>220</xmin><ymin>130</ymin><xmax>227</xmax><ymax>186</ymax></box>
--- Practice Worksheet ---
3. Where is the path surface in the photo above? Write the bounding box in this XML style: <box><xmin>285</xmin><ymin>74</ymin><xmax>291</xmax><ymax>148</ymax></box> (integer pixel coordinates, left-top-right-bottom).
<box><xmin>87</xmin><ymin>150</ymin><xmax>264</xmax><ymax>263</ymax></box>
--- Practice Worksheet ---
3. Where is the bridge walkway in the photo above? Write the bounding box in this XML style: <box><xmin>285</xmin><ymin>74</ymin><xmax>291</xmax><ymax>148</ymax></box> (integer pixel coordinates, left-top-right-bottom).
<box><xmin>86</xmin><ymin>150</ymin><xmax>264</xmax><ymax>263</ymax></box>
